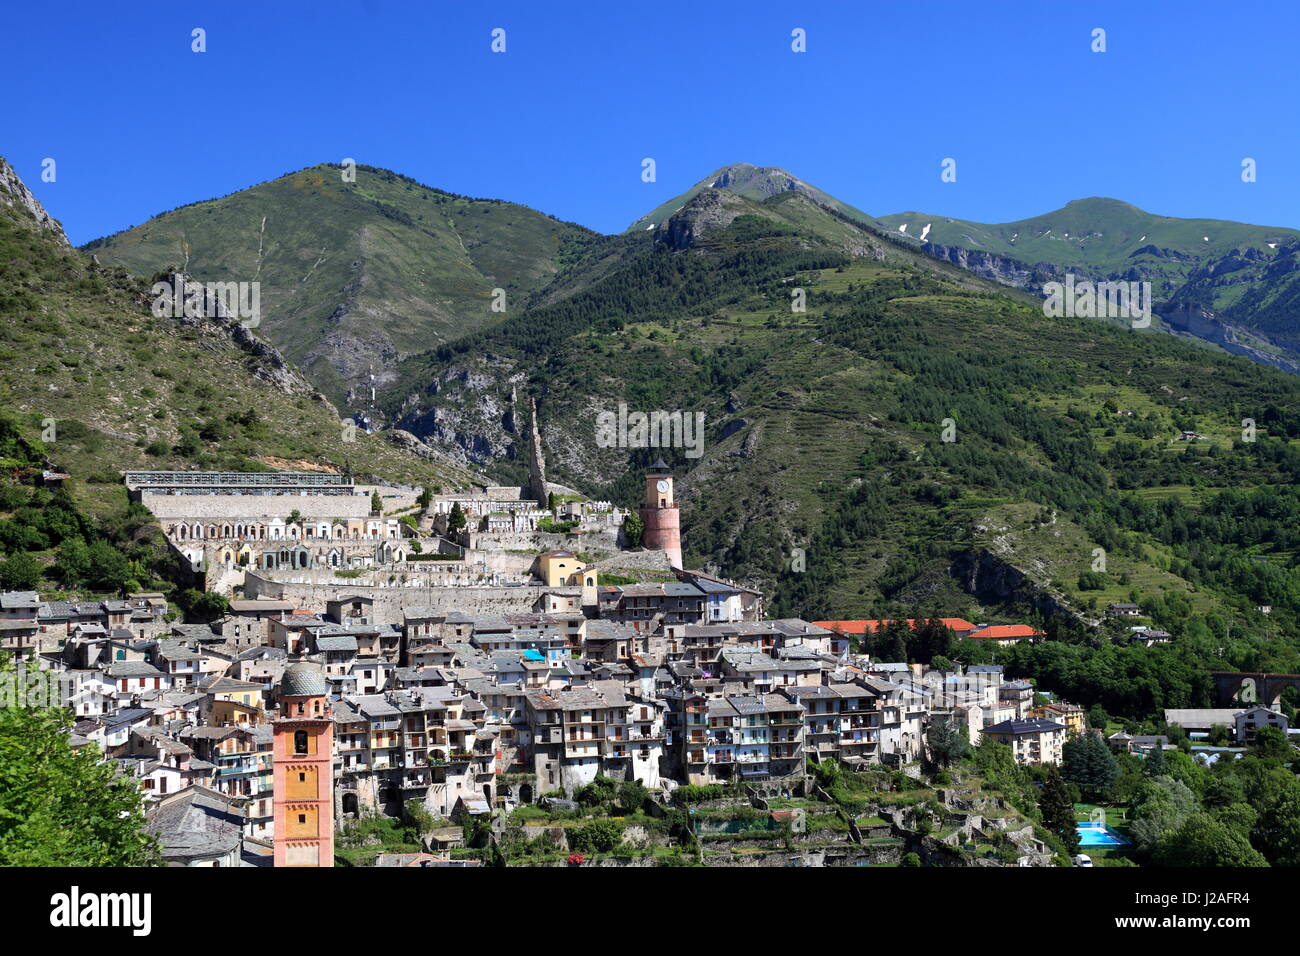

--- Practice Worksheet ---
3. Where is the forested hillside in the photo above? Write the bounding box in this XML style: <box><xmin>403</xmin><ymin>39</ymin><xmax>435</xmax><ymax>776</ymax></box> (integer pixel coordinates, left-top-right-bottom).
<box><xmin>83</xmin><ymin>164</ymin><xmax>600</xmax><ymax>406</ymax></box>
<box><xmin>0</xmin><ymin>156</ymin><xmax>476</xmax><ymax>603</ymax></box>
<box><xmin>381</xmin><ymin>181</ymin><xmax>1300</xmax><ymax>719</ymax></box>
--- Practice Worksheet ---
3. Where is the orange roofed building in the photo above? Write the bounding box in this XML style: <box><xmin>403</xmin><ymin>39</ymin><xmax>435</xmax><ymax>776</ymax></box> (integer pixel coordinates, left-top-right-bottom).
<box><xmin>812</xmin><ymin>618</ymin><xmax>977</xmax><ymax>638</ymax></box>
<box><xmin>963</xmin><ymin>624</ymin><xmax>1044</xmax><ymax>645</ymax></box>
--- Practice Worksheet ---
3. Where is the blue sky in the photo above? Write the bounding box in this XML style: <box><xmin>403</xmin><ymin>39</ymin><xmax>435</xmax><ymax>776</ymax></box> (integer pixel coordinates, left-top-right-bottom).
<box><xmin>6</xmin><ymin>0</ymin><xmax>1299</xmax><ymax>245</ymax></box>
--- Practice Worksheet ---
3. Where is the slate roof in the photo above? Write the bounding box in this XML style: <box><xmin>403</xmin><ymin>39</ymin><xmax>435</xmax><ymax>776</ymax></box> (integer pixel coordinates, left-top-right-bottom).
<box><xmin>315</xmin><ymin>635</ymin><xmax>359</xmax><ymax>652</ymax></box>
<box><xmin>107</xmin><ymin>661</ymin><xmax>166</xmax><ymax>678</ymax></box>
<box><xmin>0</xmin><ymin>591</ymin><xmax>40</xmax><ymax>610</ymax></box>
<box><xmin>981</xmin><ymin>718</ymin><xmax>1067</xmax><ymax>736</ymax></box>
<box><xmin>146</xmin><ymin>787</ymin><xmax>243</xmax><ymax>863</ymax></box>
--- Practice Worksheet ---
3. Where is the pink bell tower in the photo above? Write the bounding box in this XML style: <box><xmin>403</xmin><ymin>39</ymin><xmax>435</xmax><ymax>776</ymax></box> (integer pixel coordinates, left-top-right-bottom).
<box><xmin>273</xmin><ymin>663</ymin><xmax>335</xmax><ymax>867</ymax></box>
<box><xmin>640</xmin><ymin>459</ymin><xmax>682</xmax><ymax>569</ymax></box>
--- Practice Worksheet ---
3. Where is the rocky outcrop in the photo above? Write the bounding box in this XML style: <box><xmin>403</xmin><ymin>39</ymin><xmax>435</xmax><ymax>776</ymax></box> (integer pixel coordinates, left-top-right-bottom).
<box><xmin>710</xmin><ymin>165</ymin><xmax>812</xmax><ymax>200</ymax></box>
<box><xmin>158</xmin><ymin>272</ymin><xmax>320</xmax><ymax>398</ymax></box>
<box><xmin>0</xmin><ymin>155</ymin><xmax>68</xmax><ymax>244</ymax></box>
<box><xmin>950</xmin><ymin>548</ymin><xmax>1085</xmax><ymax>626</ymax></box>
<box><xmin>1158</xmin><ymin>301</ymin><xmax>1300</xmax><ymax>375</ymax></box>
<box><xmin>921</xmin><ymin>242</ymin><xmax>1065</xmax><ymax>291</ymax></box>
<box><xmin>383</xmin><ymin>428</ymin><xmax>439</xmax><ymax>459</ymax></box>
<box><xmin>656</xmin><ymin>190</ymin><xmax>749</xmax><ymax>250</ymax></box>
<box><xmin>395</xmin><ymin>358</ymin><xmax>527</xmax><ymax>469</ymax></box>
<box><xmin>525</xmin><ymin>397</ymin><xmax>547</xmax><ymax>506</ymax></box>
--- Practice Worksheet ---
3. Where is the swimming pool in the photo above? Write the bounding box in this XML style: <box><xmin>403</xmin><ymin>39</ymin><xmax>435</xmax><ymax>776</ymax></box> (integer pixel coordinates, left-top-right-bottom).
<box><xmin>1076</xmin><ymin>823</ymin><xmax>1129</xmax><ymax>847</ymax></box>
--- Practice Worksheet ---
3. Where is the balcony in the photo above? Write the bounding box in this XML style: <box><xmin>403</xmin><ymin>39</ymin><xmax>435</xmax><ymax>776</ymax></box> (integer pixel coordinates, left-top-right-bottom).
<box><xmin>844</xmin><ymin>717</ymin><xmax>878</xmax><ymax>730</ymax></box>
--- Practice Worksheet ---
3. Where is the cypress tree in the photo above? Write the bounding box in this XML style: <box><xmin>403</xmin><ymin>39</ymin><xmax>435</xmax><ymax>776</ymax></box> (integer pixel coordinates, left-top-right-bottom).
<box><xmin>1039</xmin><ymin>767</ymin><xmax>1080</xmax><ymax>856</ymax></box>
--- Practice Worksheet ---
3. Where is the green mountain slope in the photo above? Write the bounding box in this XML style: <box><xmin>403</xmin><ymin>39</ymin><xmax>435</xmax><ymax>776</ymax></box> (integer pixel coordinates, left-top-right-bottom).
<box><xmin>1164</xmin><ymin>239</ymin><xmax>1300</xmax><ymax>356</ymax></box>
<box><xmin>82</xmin><ymin>164</ymin><xmax>598</xmax><ymax>407</ymax></box>
<box><xmin>382</xmin><ymin>177</ymin><xmax>1300</xmax><ymax>668</ymax></box>
<box><xmin>874</xmin><ymin>197</ymin><xmax>1298</xmax><ymax>280</ymax></box>
<box><xmin>0</xmin><ymin>156</ymin><xmax>477</xmax><ymax>569</ymax></box>
<box><xmin>874</xmin><ymin>199</ymin><xmax>1300</xmax><ymax>373</ymax></box>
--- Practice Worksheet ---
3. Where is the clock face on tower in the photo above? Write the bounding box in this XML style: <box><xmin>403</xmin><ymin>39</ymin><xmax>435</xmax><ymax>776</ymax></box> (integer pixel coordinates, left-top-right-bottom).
<box><xmin>656</xmin><ymin>479</ymin><xmax>670</xmax><ymax>493</ymax></box>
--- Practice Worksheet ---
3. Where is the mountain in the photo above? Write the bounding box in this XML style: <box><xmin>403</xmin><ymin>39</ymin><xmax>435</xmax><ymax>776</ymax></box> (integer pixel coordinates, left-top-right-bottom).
<box><xmin>82</xmin><ymin>164</ymin><xmax>600</xmax><ymax>407</ymax></box>
<box><xmin>380</xmin><ymin>168</ymin><xmax>1300</xmax><ymax>651</ymax></box>
<box><xmin>12</xmin><ymin>151</ymin><xmax>1300</xmax><ymax>696</ymax></box>
<box><xmin>873</xmin><ymin>198</ymin><xmax>1300</xmax><ymax>372</ymax></box>
<box><xmin>1163</xmin><ymin>238</ymin><xmax>1300</xmax><ymax>362</ymax></box>
<box><xmin>627</xmin><ymin>162</ymin><xmax>875</xmax><ymax>234</ymax></box>
<box><xmin>0</xmin><ymin>156</ymin><xmax>477</xmax><ymax>543</ymax></box>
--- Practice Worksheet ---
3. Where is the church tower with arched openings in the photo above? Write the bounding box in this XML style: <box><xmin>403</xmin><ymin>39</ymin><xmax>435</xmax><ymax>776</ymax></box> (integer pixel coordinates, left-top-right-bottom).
<box><xmin>273</xmin><ymin>662</ymin><xmax>334</xmax><ymax>867</ymax></box>
<box><xmin>641</xmin><ymin>459</ymin><xmax>682</xmax><ymax>569</ymax></box>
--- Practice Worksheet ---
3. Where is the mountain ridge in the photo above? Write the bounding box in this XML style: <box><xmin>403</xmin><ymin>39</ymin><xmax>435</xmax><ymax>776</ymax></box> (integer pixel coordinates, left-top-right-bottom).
<box><xmin>81</xmin><ymin>163</ymin><xmax>601</xmax><ymax>409</ymax></box>
<box><xmin>0</xmin><ymin>155</ymin><xmax>479</xmax><ymax>547</ymax></box>
<box><xmin>82</xmin><ymin>159</ymin><xmax>1300</xmax><ymax>407</ymax></box>
<box><xmin>376</xmin><ymin>195</ymin><xmax>1300</xmax><ymax>636</ymax></box>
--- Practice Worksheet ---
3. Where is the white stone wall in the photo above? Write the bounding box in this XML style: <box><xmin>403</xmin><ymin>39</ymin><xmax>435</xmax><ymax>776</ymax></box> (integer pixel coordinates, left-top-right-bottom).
<box><xmin>142</xmin><ymin>491</ymin><xmax>371</xmax><ymax>520</ymax></box>
<box><xmin>243</xmin><ymin>573</ymin><xmax>581</xmax><ymax>625</ymax></box>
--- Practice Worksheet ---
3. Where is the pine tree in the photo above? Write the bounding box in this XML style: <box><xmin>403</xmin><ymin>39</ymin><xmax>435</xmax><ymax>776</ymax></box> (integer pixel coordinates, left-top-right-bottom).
<box><xmin>447</xmin><ymin>501</ymin><xmax>467</xmax><ymax>535</ymax></box>
<box><xmin>1063</xmin><ymin>734</ymin><xmax>1120</xmax><ymax>799</ymax></box>
<box><xmin>926</xmin><ymin>718</ymin><xmax>970</xmax><ymax>768</ymax></box>
<box><xmin>1143</xmin><ymin>742</ymin><xmax>1168</xmax><ymax>776</ymax></box>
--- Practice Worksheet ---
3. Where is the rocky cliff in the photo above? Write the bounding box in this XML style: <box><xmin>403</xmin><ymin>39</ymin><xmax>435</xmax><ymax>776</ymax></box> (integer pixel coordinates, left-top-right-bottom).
<box><xmin>159</xmin><ymin>271</ymin><xmax>328</xmax><ymax>399</ymax></box>
<box><xmin>921</xmin><ymin>242</ymin><xmax>1065</xmax><ymax>291</ymax></box>
<box><xmin>0</xmin><ymin>155</ymin><xmax>67</xmax><ymax>244</ymax></box>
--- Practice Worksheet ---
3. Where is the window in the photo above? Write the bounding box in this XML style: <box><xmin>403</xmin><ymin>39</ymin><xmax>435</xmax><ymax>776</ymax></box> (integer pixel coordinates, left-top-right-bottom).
<box><xmin>294</xmin><ymin>730</ymin><xmax>309</xmax><ymax>754</ymax></box>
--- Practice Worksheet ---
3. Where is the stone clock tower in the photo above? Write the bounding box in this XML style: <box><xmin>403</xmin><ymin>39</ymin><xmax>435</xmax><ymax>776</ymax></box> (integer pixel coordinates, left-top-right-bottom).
<box><xmin>273</xmin><ymin>663</ymin><xmax>334</xmax><ymax>867</ymax></box>
<box><xmin>640</xmin><ymin>459</ymin><xmax>682</xmax><ymax>569</ymax></box>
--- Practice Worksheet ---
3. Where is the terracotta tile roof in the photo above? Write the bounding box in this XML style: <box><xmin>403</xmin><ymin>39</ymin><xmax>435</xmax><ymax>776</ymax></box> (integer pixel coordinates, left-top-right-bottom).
<box><xmin>812</xmin><ymin>618</ymin><xmax>976</xmax><ymax>635</ymax></box>
<box><xmin>966</xmin><ymin>625</ymin><xmax>1043</xmax><ymax>640</ymax></box>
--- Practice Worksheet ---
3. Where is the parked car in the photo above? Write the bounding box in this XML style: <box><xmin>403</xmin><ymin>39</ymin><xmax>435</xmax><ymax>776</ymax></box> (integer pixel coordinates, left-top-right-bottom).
<box><xmin>1072</xmin><ymin>854</ymin><xmax>1093</xmax><ymax>867</ymax></box>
